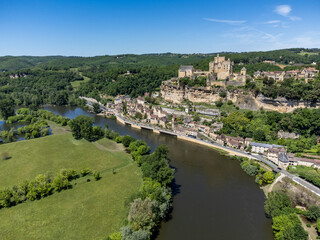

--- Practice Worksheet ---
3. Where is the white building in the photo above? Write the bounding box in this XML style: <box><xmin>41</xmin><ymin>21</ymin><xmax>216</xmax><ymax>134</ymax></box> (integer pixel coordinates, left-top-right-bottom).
<box><xmin>250</xmin><ymin>142</ymin><xmax>282</xmax><ymax>154</ymax></box>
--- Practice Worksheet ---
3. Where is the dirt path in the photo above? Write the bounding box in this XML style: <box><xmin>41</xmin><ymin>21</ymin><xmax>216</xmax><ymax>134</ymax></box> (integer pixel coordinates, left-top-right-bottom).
<box><xmin>267</xmin><ymin>173</ymin><xmax>285</xmax><ymax>193</ymax></box>
<box><xmin>298</xmin><ymin>215</ymin><xmax>318</xmax><ymax>240</ymax></box>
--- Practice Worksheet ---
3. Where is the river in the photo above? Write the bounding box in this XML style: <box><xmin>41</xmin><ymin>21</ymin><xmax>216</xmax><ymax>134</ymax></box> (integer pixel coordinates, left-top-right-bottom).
<box><xmin>42</xmin><ymin>106</ymin><xmax>273</xmax><ymax>240</ymax></box>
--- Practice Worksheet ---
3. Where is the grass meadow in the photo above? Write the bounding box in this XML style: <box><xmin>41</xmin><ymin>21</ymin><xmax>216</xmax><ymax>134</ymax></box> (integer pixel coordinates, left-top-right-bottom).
<box><xmin>0</xmin><ymin>124</ymin><xmax>142</xmax><ymax>240</ymax></box>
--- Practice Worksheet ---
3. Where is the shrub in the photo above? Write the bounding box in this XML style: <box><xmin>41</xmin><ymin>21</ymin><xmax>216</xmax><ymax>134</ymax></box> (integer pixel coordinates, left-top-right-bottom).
<box><xmin>94</xmin><ymin>171</ymin><xmax>101</xmax><ymax>181</ymax></box>
<box><xmin>108</xmin><ymin>232</ymin><xmax>122</xmax><ymax>240</ymax></box>
<box><xmin>306</xmin><ymin>205</ymin><xmax>320</xmax><ymax>222</ymax></box>
<box><xmin>52</xmin><ymin>175</ymin><xmax>71</xmax><ymax>192</ymax></box>
<box><xmin>115</xmin><ymin>136</ymin><xmax>122</xmax><ymax>143</ymax></box>
<box><xmin>80</xmin><ymin>168</ymin><xmax>92</xmax><ymax>177</ymax></box>
<box><xmin>215</xmin><ymin>100</ymin><xmax>223</xmax><ymax>107</ymax></box>
<box><xmin>219</xmin><ymin>91</ymin><xmax>227</xmax><ymax>98</ymax></box>
<box><xmin>60</xmin><ymin>169</ymin><xmax>79</xmax><ymax>180</ymax></box>
<box><xmin>316</xmin><ymin>218</ymin><xmax>320</xmax><ymax>234</ymax></box>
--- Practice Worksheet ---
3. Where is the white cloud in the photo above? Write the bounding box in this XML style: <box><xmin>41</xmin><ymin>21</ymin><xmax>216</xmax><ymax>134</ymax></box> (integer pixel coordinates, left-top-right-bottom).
<box><xmin>203</xmin><ymin>18</ymin><xmax>246</xmax><ymax>25</ymax></box>
<box><xmin>275</xmin><ymin>5</ymin><xmax>291</xmax><ymax>16</ymax></box>
<box><xmin>263</xmin><ymin>20</ymin><xmax>281</xmax><ymax>24</ymax></box>
<box><xmin>289</xmin><ymin>16</ymin><xmax>302</xmax><ymax>21</ymax></box>
<box><xmin>274</xmin><ymin>5</ymin><xmax>301</xmax><ymax>21</ymax></box>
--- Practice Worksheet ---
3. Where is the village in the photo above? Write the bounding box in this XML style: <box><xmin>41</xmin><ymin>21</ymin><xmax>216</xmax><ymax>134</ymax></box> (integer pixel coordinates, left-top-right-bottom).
<box><xmin>78</xmin><ymin>55</ymin><xmax>320</xmax><ymax>173</ymax></box>
<box><xmin>90</xmin><ymin>93</ymin><xmax>320</xmax><ymax>173</ymax></box>
<box><xmin>253</xmin><ymin>67</ymin><xmax>319</xmax><ymax>82</ymax></box>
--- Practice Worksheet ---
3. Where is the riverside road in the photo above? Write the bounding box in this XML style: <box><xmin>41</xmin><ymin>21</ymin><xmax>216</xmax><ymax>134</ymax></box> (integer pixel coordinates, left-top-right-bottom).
<box><xmin>82</xmin><ymin>96</ymin><xmax>320</xmax><ymax>197</ymax></box>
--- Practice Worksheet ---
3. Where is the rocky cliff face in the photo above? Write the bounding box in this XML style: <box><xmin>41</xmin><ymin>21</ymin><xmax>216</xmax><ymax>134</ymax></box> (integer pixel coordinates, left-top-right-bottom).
<box><xmin>160</xmin><ymin>83</ymin><xmax>320</xmax><ymax>113</ymax></box>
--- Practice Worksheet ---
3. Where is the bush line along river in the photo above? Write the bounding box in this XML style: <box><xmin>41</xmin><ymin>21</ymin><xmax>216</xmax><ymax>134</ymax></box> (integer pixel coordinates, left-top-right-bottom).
<box><xmin>10</xmin><ymin>106</ymin><xmax>273</xmax><ymax>240</ymax></box>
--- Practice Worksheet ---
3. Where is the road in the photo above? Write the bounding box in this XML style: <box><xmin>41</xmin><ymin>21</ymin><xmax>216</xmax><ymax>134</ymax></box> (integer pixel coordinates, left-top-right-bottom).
<box><xmin>82</xmin><ymin>96</ymin><xmax>320</xmax><ymax>197</ymax></box>
<box><xmin>207</xmin><ymin>140</ymin><xmax>320</xmax><ymax>196</ymax></box>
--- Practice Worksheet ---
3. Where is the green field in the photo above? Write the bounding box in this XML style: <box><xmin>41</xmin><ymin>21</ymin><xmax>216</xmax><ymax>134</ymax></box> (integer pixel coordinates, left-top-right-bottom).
<box><xmin>0</xmin><ymin>124</ymin><xmax>142</xmax><ymax>240</ymax></box>
<box><xmin>298</xmin><ymin>51</ymin><xmax>319</xmax><ymax>56</ymax></box>
<box><xmin>70</xmin><ymin>68</ymin><xmax>91</xmax><ymax>88</ymax></box>
<box><xmin>71</xmin><ymin>75</ymin><xmax>90</xmax><ymax>88</ymax></box>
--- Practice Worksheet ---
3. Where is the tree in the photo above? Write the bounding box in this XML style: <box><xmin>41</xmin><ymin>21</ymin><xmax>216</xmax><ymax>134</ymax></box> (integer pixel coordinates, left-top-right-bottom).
<box><xmin>263</xmin><ymin>171</ymin><xmax>274</xmax><ymax>184</ymax></box>
<box><xmin>222</xmin><ymin>112</ymin><xmax>250</xmax><ymax>135</ymax></box>
<box><xmin>253</xmin><ymin>129</ymin><xmax>266</xmax><ymax>141</ymax></box>
<box><xmin>55</xmin><ymin>92</ymin><xmax>68</xmax><ymax>105</ymax></box>
<box><xmin>128</xmin><ymin>198</ymin><xmax>156</xmax><ymax>232</ymax></box>
<box><xmin>140</xmin><ymin>145</ymin><xmax>173</xmax><ymax>187</ymax></box>
<box><xmin>264</xmin><ymin>192</ymin><xmax>292</xmax><ymax>218</ymax></box>
<box><xmin>305</xmin><ymin>205</ymin><xmax>320</xmax><ymax>222</ymax></box>
<box><xmin>135</xmin><ymin>112</ymin><xmax>143</xmax><ymax>119</ymax></box>
<box><xmin>92</xmin><ymin>103</ymin><xmax>101</xmax><ymax>114</ymax></box>
<box><xmin>121</xmin><ymin>135</ymin><xmax>135</xmax><ymax>147</ymax></box>
<box><xmin>68</xmin><ymin>115</ymin><xmax>93</xmax><ymax>141</ymax></box>
<box><xmin>90</xmin><ymin>126</ymin><xmax>104</xmax><ymax>141</ymax></box>
<box><xmin>0</xmin><ymin>98</ymin><xmax>15</xmax><ymax>120</ymax></box>
<box><xmin>272</xmin><ymin>213</ymin><xmax>308</xmax><ymax>240</ymax></box>
<box><xmin>263</xmin><ymin>77</ymin><xmax>275</xmax><ymax>86</ymax></box>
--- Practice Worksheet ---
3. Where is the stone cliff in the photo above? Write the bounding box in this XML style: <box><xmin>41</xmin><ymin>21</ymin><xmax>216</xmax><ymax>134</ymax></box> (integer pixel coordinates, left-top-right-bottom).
<box><xmin>160</xmin><ymin>83</ymin><xmax>320</xmax><ymax>113</ymax></box>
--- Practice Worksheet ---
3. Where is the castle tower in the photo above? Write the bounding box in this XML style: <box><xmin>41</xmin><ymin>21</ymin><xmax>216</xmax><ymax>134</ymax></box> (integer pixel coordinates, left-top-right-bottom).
<box><xmin>241</xmin><ymin>67</ymin><xmax>247</xmax><ymax>76</ymax></box>
<box><xmin>209</xmin><ymin>54</ymin><xmax>234</xmax><ymax>80</ymax></box>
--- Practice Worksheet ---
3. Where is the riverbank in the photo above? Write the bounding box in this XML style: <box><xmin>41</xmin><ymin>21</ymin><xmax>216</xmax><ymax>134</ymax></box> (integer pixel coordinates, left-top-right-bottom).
<box><xmin>0</xmin><ymin>123</ymin><xmax>142</xmax><ymax>239</ymax></box>
<box><xmin>113</xmin><ymin>114</ymin><xmax>254</xmax><ymax>159</ymax></box>
<box><xmin>42</xmin><ymin>105</ymin><xmax>276</xmax><ymax>240</ymax></box>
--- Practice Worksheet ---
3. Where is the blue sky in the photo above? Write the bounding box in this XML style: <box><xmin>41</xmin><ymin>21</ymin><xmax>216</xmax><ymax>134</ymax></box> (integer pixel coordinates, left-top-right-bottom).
<box><xmin>0</xmin><ymin>0</ymin><xmax>319</xmax><ymax>56</ymax></box>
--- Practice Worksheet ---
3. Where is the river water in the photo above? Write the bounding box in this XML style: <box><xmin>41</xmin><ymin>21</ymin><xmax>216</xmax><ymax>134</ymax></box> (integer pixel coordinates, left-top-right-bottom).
<box><xmin>41</xmin><ymin>106</ymin><xmax>273</xmax><ymax>240</ymax></box>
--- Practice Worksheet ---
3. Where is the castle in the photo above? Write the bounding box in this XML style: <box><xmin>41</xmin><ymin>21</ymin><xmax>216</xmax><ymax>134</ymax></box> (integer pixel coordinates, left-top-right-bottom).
<box><xmin>178</xmin><ymin>54</ymin><xmax>247</xmax><ymax>87</ymax></box>
<box><xmin>209</xmin><ymin>54</ymin><xmax>233</xmax><ymax>80</ymax></box>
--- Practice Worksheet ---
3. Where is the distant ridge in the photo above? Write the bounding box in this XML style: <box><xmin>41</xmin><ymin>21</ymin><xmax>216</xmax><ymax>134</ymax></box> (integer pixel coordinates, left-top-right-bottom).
<box><xmin>1</xmin><ymin>48</ymin><xmax>319</xmax><ymax>71</ymax></box>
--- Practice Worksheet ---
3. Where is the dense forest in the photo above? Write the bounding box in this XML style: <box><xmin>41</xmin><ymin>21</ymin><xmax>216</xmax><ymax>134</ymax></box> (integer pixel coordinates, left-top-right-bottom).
<box><xmin>0</xmin><ymin>69</ymin><xmax>84</xmax><ymax>108</ymax></box>
<box><xmin>219</xmin><ymin>107</ymin><xmax>320</xmax><ymax>153</ymax></box>
<box><xmin>0</xmin><ymin>48</ymin><xmax>319</xmax><ymax>109</ymax></box>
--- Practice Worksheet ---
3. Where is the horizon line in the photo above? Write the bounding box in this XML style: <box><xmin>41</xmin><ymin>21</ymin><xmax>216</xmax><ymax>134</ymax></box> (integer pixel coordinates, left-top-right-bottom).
<box><xmin>1</xmin><ymin>47</ymin><xmax>319</xmax><ymax>58</ymax></box>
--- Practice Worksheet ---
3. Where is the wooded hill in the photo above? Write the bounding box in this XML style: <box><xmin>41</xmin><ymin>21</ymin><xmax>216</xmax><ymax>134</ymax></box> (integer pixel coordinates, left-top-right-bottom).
<box><xmin>1</xmin><ymin>48</ymin><xmax>319</xmax><ymax>71</ymax></box>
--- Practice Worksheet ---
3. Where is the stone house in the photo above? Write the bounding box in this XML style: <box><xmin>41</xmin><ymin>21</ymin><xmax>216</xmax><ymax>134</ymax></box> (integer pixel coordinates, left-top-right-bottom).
<box><xmin>137</xmin><ymin>97</ymin><xmax>146</xmax><ymax>105</ymax></box>
<box><xmin>278</xmin><ymin>130</ymin><xmax>299</xmax><ymax>139</ymax></box>
<box><xmin>178</xmin><ymin>66</ymin><xmax>195</xmax><ymax>78</ymax></box>
<box><xmin>124</xmin><ymin>95</ymin><xmax>131</xmax><ymax>102</ymax></box>
<box><xmin>244</xmin><ymin>138</ymin><xmax>252</xmax><ymax>147</ymax></box>
<box><xmin>158</xmin><ymin>117</ymin><xmax>168</xmax><ymax>127</ymax></box>
<box><xmin>150</xmin><ymin>115</ymin><xmax>159</xmax><ymax>125</ymax></box>
<box><xmin>216</xmin><ymin>134</ymin><xmax>226</xmax><ymax>146</ymax></box>
<box><xmin>114</xmin><ymin>97</ymin><xmax>123</xmax><ymax>105</ymax></box>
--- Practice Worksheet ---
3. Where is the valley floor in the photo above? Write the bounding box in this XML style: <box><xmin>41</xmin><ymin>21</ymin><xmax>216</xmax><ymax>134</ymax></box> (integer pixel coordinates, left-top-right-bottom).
<box><xmin>0</xmin><ymin>123</ymin><xmax>142</xmax><ymax>240</ymax></box>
